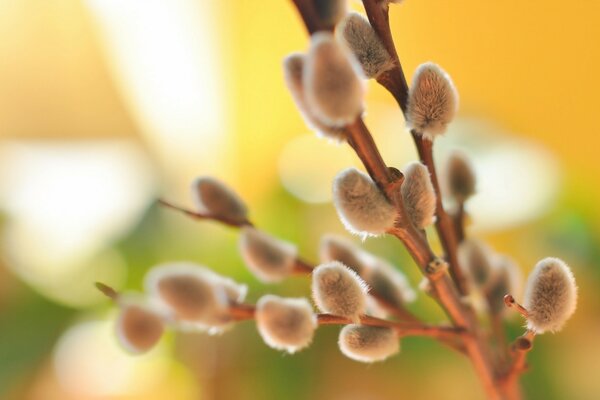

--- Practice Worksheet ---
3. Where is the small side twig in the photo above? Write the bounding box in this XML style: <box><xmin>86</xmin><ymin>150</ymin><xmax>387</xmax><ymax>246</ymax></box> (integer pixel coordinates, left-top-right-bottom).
<box><xmin>504</xmin><ymin>294</ymin><xmax>530</xmax><ymax>319</ymax></box>
<box><xmin>157</xmin><ymin>199</ymin><xmax>253</xmax><ymax>228</ymax></box>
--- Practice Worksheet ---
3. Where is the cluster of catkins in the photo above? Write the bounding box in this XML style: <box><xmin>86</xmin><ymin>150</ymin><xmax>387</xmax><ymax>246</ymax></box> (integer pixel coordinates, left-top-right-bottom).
<box><xmin>106</xmin><ymin>0</ymin><xmax>577</xmax><ymax>367</ymax></box>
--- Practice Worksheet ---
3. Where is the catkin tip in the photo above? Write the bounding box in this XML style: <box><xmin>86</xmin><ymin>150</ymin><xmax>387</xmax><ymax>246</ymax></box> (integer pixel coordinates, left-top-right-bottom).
<box><xmin>338</xmin><ymin>325</ymin><xmax>399</xmax><ymax>363</ymax></box>
<box><xmin>401</xmin><ymin>162</ymin><xmax>436</xmax><ymax>229</ymax></box>
<box><xmin>115</xmin><ymin>296</ymin><xmax>164</xmax><ymax>354</ymax></box>
<box><xmin>312</xmin><ymin>261</ymin><xmax>369</xmax><ymax>321</ymax></box>
<box><xmin>337</xmin><ymin>12</ymin><xmax>395</xmax><ymax>79</ymax></box>
<box><xmin>524</xmin><ymin>257</ymin><xmax>577</xmax><ymax>333</ymax></box>
<box><xmin>407</xmin><ymin>62</ymin><xmax>458</xmax><ymax>138</ymax></box>
<box><xmin>256</xmin><ymin>295</ymin><xmax>317</xmax><ymax>353</ymax></box>
<box><xmin>332</xmin><ymin>168</ymin><xmax>397</xmax><ymax>237</ymax></box>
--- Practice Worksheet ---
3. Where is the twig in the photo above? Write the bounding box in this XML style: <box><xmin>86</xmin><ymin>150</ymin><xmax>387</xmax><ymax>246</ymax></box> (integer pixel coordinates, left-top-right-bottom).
<box><xmin>157</xmin><ymin>199</ymin><xmax>253</xmax><ymax>228</ymax></box>
<box><xmin>229</xmin><ymin>303</ymin><xmax>466</xmax><ymax>341</ymax></box>
<box><xmin>453</xmin><ymin>201</ymin><xmax>466</xmax><ymax>243</ymax></box>
<box><xmin>500</xmin><ymin>331</ymin><xmax>535</xmax><ymax>399</ymax></box>
<box><xmin>504</xmin><ymin>295</ymin><xmax>529</xmax><ymax>319</ymax></box>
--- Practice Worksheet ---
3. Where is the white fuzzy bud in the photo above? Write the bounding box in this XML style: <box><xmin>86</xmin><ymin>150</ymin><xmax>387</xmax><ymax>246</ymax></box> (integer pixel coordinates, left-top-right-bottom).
<box><xmin>255</xmin><ymin>295</ymin><xmax>317</xmax><ymax>353</ymax></box>
<box><xmin>313</xmin><ymin>0</ymin><xmax>348</xmax><ymax>27</ymax></box>
<box><xmin>145</xmin><ymin>263</ymin><xmax>234</xmax><ymax>329</ymax></box>
<box><xmin>191</xmin><ymin>177</ymin><xmax>248</xmax><ymax>224</ymax></box>
<box><xmin>339</xmin><ymin>325</ymin><xmax>399</xmax><ymax>363</ymax></box>
<box><xmin>239</xmin><ymin>227</ymin><xmax>297</xmax><ymax>282</ymax></box>
<box><xmin>458</xmin><ymin>239</ymin><xmax>494</xmax><ymax>287</ymax></box>
<box><xmin>364</xmin><ymin>258</ymin><xmax>416</xmax><ymax>308</ymax></box>
<box><xmin>304</xmin><ymin>32</ymin><xmax>365</xmax><ymax>126</ymax></box>
<box><xmin>283</xmin><ymin>53</ymin><xmax>345</xmax><ymax>140</ymax></box>
<box><xmin>332</xmin><ymin>168</ymin><xmax>397</xmax><ymax>238</ymax></box>
<box><xmin>485</xmin><ymin>256</ymin><xmax>522</xmax><ymax>315</ymax></box>
<box><xmin>312</xmin><ymin>261</ymin><xmax>369</xmax><ymax>321</ymax></box>
<box><xmin>445</xmin><ymin>150</ymin><xmax>476</xmax><ymax>203</ymax></box>
<box><xmin>407</xmin><ymin>62</ymin><xmax>458</xmax><ymax>138</ymax></box>
<box><xmin>401</xmin><ymin>162</ymin><xmax>436</xmax><ymax>229</ymax></box>
<box><xmin>524</xmin><ymin>258</ymin><xmax>577</xmax><ymax>333</ymax></box>
<box><xmin>116</xmin><ymin>296</ymin><xmax>164</xmax><ymax>354</ymax></box>
<box><xmin>336</xmin><ymin>12</ymin><xmax>395</xmax><ymax>79</ymax></box>
<box><xmin>319</xmin><ymin>234</ymin><xmax>371</xmax><ymax>275</ymax></box>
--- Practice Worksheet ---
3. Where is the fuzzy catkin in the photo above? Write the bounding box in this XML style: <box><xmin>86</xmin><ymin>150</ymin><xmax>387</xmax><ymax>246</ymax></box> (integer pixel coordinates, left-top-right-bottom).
<box><xmin>319</xmin><ymin>234</ymin><xmax>371</xmax><ymax>275</ymax></box>
<box><xmin>406</xmin><ymin>62</ymin><xmax>458</xmax><ymax>138</ymax></box>
<box><xmin>445</xmin><ymin>150</ymin><xmax>476</xmax><ymax>202</ymax></box>
<box><xmin>191</xmin><ymin>177</ymin><xmax>248</xmax><ymax>224</ymax></box>
<box><xmin>255</xmin><ymin>295</ymin><xmax>317</xmax><ymax>353</ymax></box>
<box><xmin>239</xmin><ymin>227</ymin><xmax>297</xmax><ymax>282</ymax></box>
<box><xmin>364</xmin><ymin>258</ymin><xmax>416</xmax><ymax>307</ymax></box>
<box><xmin>312</xmin><ymin>261</ymin><xmax>369</xmax><ymax>321</ymax></box>
<box><xmin>339</xmin><ymin>325</ymin><xmax>399</xmax><ymax>363</ymax></box>
<box><xmin>524</xmin><ymin>258</ymin><xmax>577</xmax><ymax>333</ymax></box>
<box><xmin>283</xmin><ymin>53</ymin><xmax>344</xmax><ymax>140</ymax></box>
<box><xmin>116</xmin><ymin>298</ymin><xmax>164</xmax><ymax>354</ymax></box>
<box><xmin>145</xmin><ymin>263</ymin><xmax>231</xmax><ymax>327</ymax></box>
<box><xmin>401</xmin><ymin>162</ymin><xmax>436</xmax><ymax>229</ymax></box>
<box><xmin>304</xmin><ymin>32</ymin><xmax>365</xmax><ymax>126</ymax></box>
<box><xmin>458</xmin><ymin>239</ymin><xmax>494</xmax><ymax>287</ymax></box>
<box><xmin>332</xmin><ymin>168</ymin><xmax>397</xmax><ymax>237</ymax></box>
<box><xmin>337</xmin><ymin>12</ymin><xmax>395</xmax><ymax>79</ymax></box>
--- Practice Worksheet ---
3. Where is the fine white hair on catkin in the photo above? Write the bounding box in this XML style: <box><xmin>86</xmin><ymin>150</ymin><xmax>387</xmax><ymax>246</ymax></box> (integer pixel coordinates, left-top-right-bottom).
<box><xmin>282</xmin><ymin>53</ymin><xmax>345</xmax><ymax>140</ymax></box>
<box><xmin>485</xmin><ymin>256</ymin><xmax>523</xmax><ymax>315</ymax></box>
<box><xmin>458</xmin><ymin>239</ymin><xmax>494</xmax><ymax>287</ymax></box>
<box><xmin>332</xmin><ymin>168</ymin><xmax>397</xmax><ymax>238</ymax></box>
<box><xmin>444</xmin><ymin>150</ymin><xmax>476</xmax><ymax>203</ymax></box>
<box><xmin>338</xmin><ymin>325</ymin><xmax>399</xmax><ymax>363</ymax></box>
<box><xmin>406</xmin><ymin>62</ymin><xmax>458</xmax><ymax>138</ymax></box>
<box><xmin>145</xmin><ymin>262</ymin><xmax>233</xmax><ymax>329</ymax></box>
<box><xmin>304</xmin><ymin>32</ymin><xmax>365</xmax><ymax>127</ymax></box>
<box><xmin>364</xmin><ymin>258</ymin><xmax>416</xmax><ymax>308</ymax></box>
<box><xmin>319</xmin><ymin>234</ymin><xmax>372</xmax><ymax>275</ymax></box>
<box><xmin>312</xmin><ymin>261</ymin><xmax>369</xmax><ymax>322</ymax></box>
<box><xmin>336</xmin><ymin>12</ymin><xmax>395</xmax><ymax>79</ymax></box>
<box><xmin>191</xmin><ymin>177</ymin><xmax>248</xmax><ymax>224</ymax></box>
<box><xmin>255</xmin><ymin>295</ymin><xmax>317</xmax><ymax>353</ymax></box>
<box><xmin>401</xmin><ymin>162</ymin><xmax>436</xmax><ymax>229</ymax></box>
<box><xmin>116</xmin><ymin>296</ymin><xmax>164</xmax><ymax>354</ymax></box>
<box><xmin>523</xmin><ymin>257</ymin><xmax>577</xmax><ymax>334</ymax></box>
<box><xmin>313</xmin><ymin>0</ymin><xmax>348</xmax><ymax>27</ymax></box>
<box><xmin>239</xmin><ymin>227</ymin><xmax>297</xmax><ymax>283</ymax></box>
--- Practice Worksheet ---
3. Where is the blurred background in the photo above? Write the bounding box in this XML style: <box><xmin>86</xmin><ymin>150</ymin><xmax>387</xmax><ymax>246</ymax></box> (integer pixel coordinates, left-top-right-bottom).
<box><xmin>1</xmin><ymin>0</ymin><xmax>599</xmax><ymax>399</ymax></box>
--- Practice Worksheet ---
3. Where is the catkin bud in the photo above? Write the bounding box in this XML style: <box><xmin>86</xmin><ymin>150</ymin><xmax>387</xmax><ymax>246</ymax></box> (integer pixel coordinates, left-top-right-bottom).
<box><xmin>191</xmin><ymin>177</ymin><xmax>248</xmax><ymax>224</ymax></box>
<box><xmin>445</xmin><ymin>150</ymin><xmax>476</xmax><ymax>203</ymax></box>
<box><xmin>336</xmin><ymin>13</ymin><xmax>395</xmax><ymax>79</ymax></box>
<box><xmin>304</xmin><ymin>32</ymin><xmax>365</xmax><ymax>126</ymax></box>
<box><xmin>116</xmin><ymin>297</ymin><xmax>164</xmax><ymax>354</ymax></box>
<box><xmin>401</xmin><ymin>162</ymin><xmax>436</xmax><ymax>229</ymax></box>
<box><xmin>524</xmin><ymin>257</ymin><xmax>577</xmax><ymax>333</ymax></box>
<box><xmin>406</xmin><ymin>62</ymin><xmax>458</xmax><ymax>138</ymax></box>
<box><xmin>339</xmin><ymin>325</ymin><xmax>399</xmax><ymax>363</ymax></box>
<box><xmin>255</xmin><ymin>295</ymin><xmax>317</xmax><ymax>353</ymax></box>
<box><xmin>283</xmin><ymin>53</ymin><xmax>345</xmax><ymax>140</ymax></box>
<box><xmin>319</xmin><ymin>234</ymin><xmax>371</xmax><ymax>275</ymax></box>
<box><xmin>145</xmin><ymin>263</ymin><xmax>231</xmax><ymax>328</ymax></box>
<box><xmin>364</xmin><ymin>258</ymin><xmax>416</xmax><ymax>308</ymax></box>
<box><xmin>312</xmin><ymin>261</ymin><xmax>369</xmax><ymax>321</ymax></box>
<box><xmin>239</xmin><ymin>227</ymin><xmax>297</xmax><ymax>282</ymax></box>
<box><xmin>485</xmin><ymin>256</ymin><xmax>522</xmax><ymax>315</ymax></box>
<box><xmin>332</xmin><ymin>168</ymin><xmax>397</xmax><ymax>238</ymax></box>
<box><xmin>313</xmin><ymin>0</ymin><xmax>347</xmax><ymax>27</ymax></box>
<box><xmin>458</xmin><ymin>239</ymin><xmax>494</xmax><ymax>287</ymax></box>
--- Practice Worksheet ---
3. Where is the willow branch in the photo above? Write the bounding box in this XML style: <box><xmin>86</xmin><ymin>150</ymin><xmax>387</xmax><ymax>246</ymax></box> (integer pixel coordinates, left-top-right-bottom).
<box><xmin>157</xmin><ymin>200</ymin><xmax>417</xmax><ymax>322</ymax></box>
<box><xmin>500</xmin><ymin>331</ymin><xmax>535</xmax><ymax>399</ymax></box>
<box><xmin>229</xmin><ymin>303</ymin><xmax>465</xmax><ymax>341</ymax></box>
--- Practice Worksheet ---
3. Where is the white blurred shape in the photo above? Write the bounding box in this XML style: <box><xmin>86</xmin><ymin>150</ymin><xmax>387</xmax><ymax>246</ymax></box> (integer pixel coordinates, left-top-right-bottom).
<box><xmin>53</xmin><ymin>320</ymin><xmax>169</xmax><ymax>396</ymax></box>
<box><xmin>278</xmin><ymin>134</ymin><xmax>358</xmax><ymax>203</ymax></box>
<box><xmin>0</xmin><ymin>140</ymin><xmax>154</xmax><ymax>306</ymax></box>
<box><xmin>85</xmin><ymin>0</ymin><xmax>228</xmax><ymax>183</ymax></box>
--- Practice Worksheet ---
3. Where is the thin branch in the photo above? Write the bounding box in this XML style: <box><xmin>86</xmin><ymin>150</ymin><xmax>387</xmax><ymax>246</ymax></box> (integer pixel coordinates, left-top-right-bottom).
<box><xmin>95</xmin><ymin>282</ymin><xmax>118</xmax><ymax>300</ymax></box>
<box><xmin>289</xmin><ymin>0</ymin><xmax>331</xmax><ymax>34</ymax></box>
<box><xmin>157</xmin><ymin>199</ymin><xmax>253</xmax><ymax>228</ymax></box>
<box><xmin>500</xmin><ymin>330</ymin><xmax>535</xmax><ymax>399</ymax></box>
<box><xmin>504</xmin><ymin>294</ymin><xmax>530</xmax><ymax>319</ymax></box>
<box><xmin>453</xmin><ymin>201</ymin><xmax>466</xmax><ymax>243</ymax></box>
<box><xmin>229</xmin><ymin>302</ymin><xmax>465</xmax><ymax>341</ymax></box>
